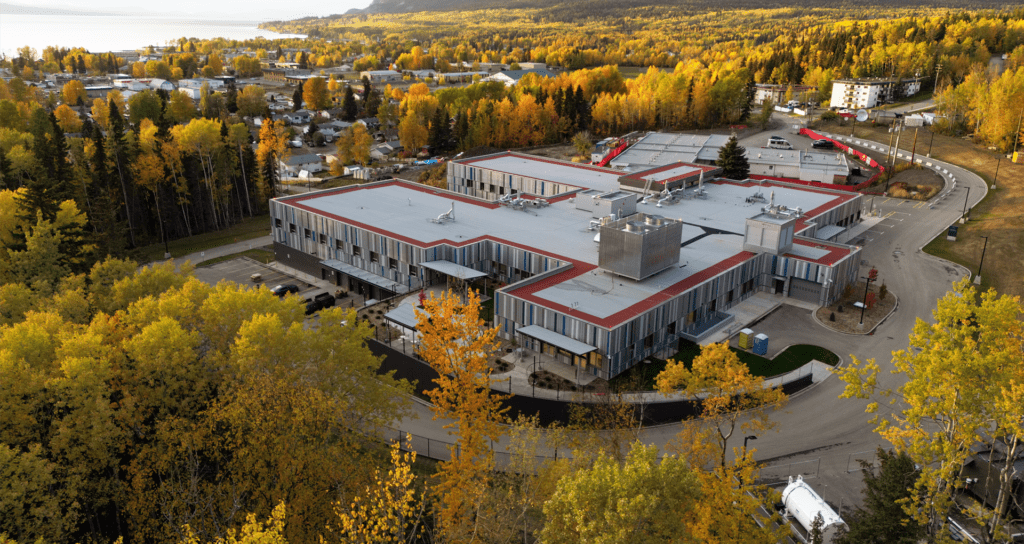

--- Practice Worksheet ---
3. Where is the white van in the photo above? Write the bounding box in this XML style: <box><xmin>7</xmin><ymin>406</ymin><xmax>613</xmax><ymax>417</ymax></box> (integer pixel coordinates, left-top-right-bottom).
<box><xmin>767</xmin><ymin>136</ymin><xmax>793</xmax><ymax>150</ymax></box>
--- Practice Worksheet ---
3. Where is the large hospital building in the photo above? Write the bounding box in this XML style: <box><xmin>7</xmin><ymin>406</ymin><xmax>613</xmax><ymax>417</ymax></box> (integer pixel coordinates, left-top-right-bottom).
<box><xmin>271</xmin><ymin>151</ymin><xmax>863</xmax><ymax>379</ymax></box>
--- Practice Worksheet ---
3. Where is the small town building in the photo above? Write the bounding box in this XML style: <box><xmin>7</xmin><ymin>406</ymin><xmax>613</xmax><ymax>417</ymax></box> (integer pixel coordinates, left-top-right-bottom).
<box><xmin>829</xmin><ymin>77</ymin><xmax>923</xmax><ymax>109</ymax></box>
<box><xmin>360</xmin><ymin>70</ymin><xmax>403</xmax><ymax>83</ymax></box>
<box><xmin>482</xmin><ymin>68</ymin><xmax>557</xmax><ymax>87</ymax></box>
<box><xmin>279</xmin><ymin>152</ymin><xmax>323</xmax><ymax>177</ymax></box>
<box><xmin>611</xmin><ymin>133</ymin><xmax>849</xmax><ymax>184</ymax></box>
<box><xmin>370</xmin><ymin>140</ymin><xmax>404</xmax><ymax>160</ymax></box>
<box><xmin>753</xmin><ymin>84</ymin><xmax>817</xmax><ymax>105</ymax></box>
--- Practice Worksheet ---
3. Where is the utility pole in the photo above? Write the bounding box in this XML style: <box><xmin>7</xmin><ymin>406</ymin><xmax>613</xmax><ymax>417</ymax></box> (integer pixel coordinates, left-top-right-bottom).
<box><xmin>1013</xmin><ymin>103</ymin><xmax>1024</xmax><ymax>162</ymax></box>
<box><xmin>975</xmin><ymin>236</ymin><xmax>989</xmax><ymax>285</ymax></box>
<box><xmin>891</xmin><ymin>118</ymin><xmax>905</xmax><ymax>171</ymax></box>
<box><xmin>910</xmin><ymin>128</ymin><xmax>919</xmax><ymax>165</ymax></box>
<box><xmin>927</xmin><ymin>129</ymin><xmax>936</xmax><ymax>157</ymax></box>
<box><xmin>993</xmin><ymin>157</ymin><xmax>1001</xmax><ymax>189</ymax></box>
<box><xmin>962</xmin><ymin>186</ymin><xmax>971</xmax><ymax>219</ymax></box>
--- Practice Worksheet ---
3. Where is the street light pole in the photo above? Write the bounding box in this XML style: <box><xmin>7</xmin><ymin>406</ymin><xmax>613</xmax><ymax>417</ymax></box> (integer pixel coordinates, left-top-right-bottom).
<box><xmin>743</xmin><ymin>435</ymin><xmax>758</xmax><ymax>456</ymax></box>
<box><xmin>927</xmin><ymin>128</ymin><xmax>936</xmax><ymax>158</ymax></box>
<box><xmin>962</xmin><ymin>186</ymin><xmax>971</xmax><ymax>219</ymax></box>
<box><xmin>975</xmin><ymin>236</ymin><xmax>989</xmax><ymax>285</ymax></box>
<box><xmin>993</xmin><ymin>157</ymin><xmax>1001</xmax><ymax>189</ymax></box>
<box><xmin>859</xmin><ymin>270</ymin><xmax>877</xmax><ymax>326</ymax></box>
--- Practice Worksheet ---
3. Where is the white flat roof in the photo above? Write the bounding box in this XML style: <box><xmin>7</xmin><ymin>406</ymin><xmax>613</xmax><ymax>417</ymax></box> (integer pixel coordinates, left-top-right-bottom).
<box><xmin>283</xmin><ymin>178</ymin><xmax>855</xmax><ymax>327</ymax></box>
<box><xmin>461</xmin><ymin>153</ymin><xmax>622</xmax><ymax>194</ymax></box>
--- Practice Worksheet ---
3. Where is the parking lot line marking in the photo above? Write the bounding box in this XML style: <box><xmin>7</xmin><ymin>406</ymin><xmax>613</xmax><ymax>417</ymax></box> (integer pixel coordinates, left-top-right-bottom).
<box><xmin>882</xmin><ymin>198</ymin><xmax>894</xmax><ymax>205</ymax></box>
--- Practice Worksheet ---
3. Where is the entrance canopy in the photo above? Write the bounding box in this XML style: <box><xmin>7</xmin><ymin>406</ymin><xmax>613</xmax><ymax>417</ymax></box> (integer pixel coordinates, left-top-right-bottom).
<box><xmin>321</xmin><ymin>259</ymin><xmax>411</xmax><ymax>294</ymax></box>
<box><xmin>517</xmin><ymin>325</ymin><xmax>597</xmax><ymax>356</ymax></box>
<box><xmin>420</xmin><ymin>260</ymin><xmax>488</xmax><ymax>280</ymax></box>
<box><xmin>383</xmin><ymin>304</ymin><xmax>420</xmax><ymax>330</ymax></box>
<box><xmin>813</xmin><ymin>225</ymin><xmax>845</xmax><ymax>241</ymax></box>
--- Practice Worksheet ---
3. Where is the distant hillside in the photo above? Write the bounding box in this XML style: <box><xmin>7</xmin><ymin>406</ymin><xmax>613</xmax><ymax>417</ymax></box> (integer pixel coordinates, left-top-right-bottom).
<box><xmin>348</xmin><ymin>0</ymin><xmax>1015</xmax><ymax>14</ymax></box>
<box><xmin>0</xmin><ymin>1</ymin><xmax>118</xmax><ymax>15</ymax></box>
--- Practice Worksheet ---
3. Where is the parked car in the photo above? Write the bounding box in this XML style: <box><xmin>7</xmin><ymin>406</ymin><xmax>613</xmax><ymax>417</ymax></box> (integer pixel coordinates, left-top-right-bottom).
<box><xmin>271</xmin><ymin>284</ymin><xmax>300</xmax><ymax>297</ymax></box>
<box><xmin>812</xmin><ymin>139</ymin><xmax>836</xmax><ymax>149</ymax></box>
<box><xmin>303</xmin><ymin>293</ymin><xmax>336</xmax><ymax>315</ymax></box>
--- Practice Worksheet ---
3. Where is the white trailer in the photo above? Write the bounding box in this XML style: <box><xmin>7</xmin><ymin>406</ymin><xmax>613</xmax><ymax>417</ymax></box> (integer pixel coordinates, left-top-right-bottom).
<box><xmin>782</xmin><ymin>475</ymin><xmax>847</xmax><ymax>543</ymax></box>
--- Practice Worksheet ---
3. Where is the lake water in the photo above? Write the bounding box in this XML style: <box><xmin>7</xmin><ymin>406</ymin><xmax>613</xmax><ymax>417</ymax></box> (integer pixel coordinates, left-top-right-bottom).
<box><xmin>0</xmin><ymin>14</ymin><xmax>306</xmax><ymax>58</ymax></box>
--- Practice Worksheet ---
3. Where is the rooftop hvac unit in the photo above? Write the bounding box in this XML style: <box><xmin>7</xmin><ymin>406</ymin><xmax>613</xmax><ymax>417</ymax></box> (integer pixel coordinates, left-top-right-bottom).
<box><xmin>598</xmin><ymin>212</ymin><xmax>682</xmax><ymax>281</ymax></box>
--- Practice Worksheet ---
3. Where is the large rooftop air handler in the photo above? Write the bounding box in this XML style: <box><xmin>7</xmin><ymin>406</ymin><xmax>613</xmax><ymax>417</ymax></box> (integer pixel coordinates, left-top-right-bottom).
<box><xmin>598</xmin><ymin>212</ymin><xmax>683</xmax><ymax>281</ymax></box>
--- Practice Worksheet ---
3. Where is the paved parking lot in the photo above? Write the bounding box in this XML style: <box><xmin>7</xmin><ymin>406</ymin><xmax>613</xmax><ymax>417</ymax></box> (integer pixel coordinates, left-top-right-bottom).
<box><xmin>193</xmin><ymin>257</ymin><xmax>322</xmax><ymax>299</ymax></box>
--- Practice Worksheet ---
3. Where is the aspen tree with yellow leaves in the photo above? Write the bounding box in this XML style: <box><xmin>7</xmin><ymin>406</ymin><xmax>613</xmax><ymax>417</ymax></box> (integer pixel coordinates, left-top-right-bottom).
<box><xmin>656</xmin><ymin>342</ymin><xmax>787</xmax><ymax>468</ymax></box>
<box><xmin>415</xmin><ymin>289</ymin><xmax>509</xmax><ymax>543</ymax></box>
<box><xmin>329</xmin><ymin>437</ymin><xmax>426</xmax><ymax>544</ymax></box>
<box><xmin>838</xmin><ymin>278</ymin><xmax>1024</xmax><ymax>543</ymax></box>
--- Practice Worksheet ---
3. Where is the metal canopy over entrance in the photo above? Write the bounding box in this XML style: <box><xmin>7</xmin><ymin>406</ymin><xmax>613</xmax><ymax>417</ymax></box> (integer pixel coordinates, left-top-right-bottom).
<box><xmin>517</xmin><ymin>325</ymin><xmax>597</xmax><ymax>356</ymax></box>
<box><xmin>383</xmin><ymin>304</ymin><xmax>420</xmax><ymax>330</ymax></box>
<box><xmin>320</xmin><ymin>259</ymin><xmax>411</xmax><ymax>294</ymax></box>
<box><xmin>813</xmin><ymin>225</ymin><xmax>846</xmax><ymax>241</ymax></box>
<box><xmin>420</xmin><ymin>260</ymin><xmax>488</xmax><ymax>280</ymax></box>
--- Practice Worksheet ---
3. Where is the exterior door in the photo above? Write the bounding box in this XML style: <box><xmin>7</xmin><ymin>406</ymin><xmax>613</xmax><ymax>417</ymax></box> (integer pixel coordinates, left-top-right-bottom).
<box><xmin>789</xmin><ymin>277</ymin><xmax>822</xmax><ymax>304</ymax></box>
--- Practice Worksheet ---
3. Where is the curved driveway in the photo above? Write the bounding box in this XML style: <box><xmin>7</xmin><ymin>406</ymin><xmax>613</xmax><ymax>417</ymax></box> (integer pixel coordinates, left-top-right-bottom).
<box><xmin>388</xmin><ymin>130</ymin><xmax>988</xmax><ymax>507</ymax></box>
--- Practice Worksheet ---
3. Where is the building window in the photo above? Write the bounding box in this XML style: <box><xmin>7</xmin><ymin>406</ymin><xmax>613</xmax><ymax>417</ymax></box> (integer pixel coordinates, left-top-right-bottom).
<box><xmin>353</xmin><ymin>246</ymin><xmax>361</xmax><ymax>257</ymax></box>
<box><xmin>370</xmin><ymin>251</ymin><xmax>379</xmax><ymax>264</ymax></box>
<box><xmin>644</xmin><ymin>334</ymin><xmax>653</xmax><ymax>349</ymax></box>
<box><xmin>275</xmin><ymin>218</ymin><xmax>282</xmax><ymax>228</ymax></box>
<box><xmin>304</xmin><ymin>228</ymin><xmax>311</xmax><ymax>239</ymax></box>
<box><xmin>489</xmin><ymin>184</ymin><xmax>496</xmax><ymax>193</ymax></box>
<box><xmin>667</xmin><ymin>322</ymin><xmax>676</xmax><ymax>335</ymax></box>
<box><xmin>319</xmin><ymin>233</ymin><xmax>326</xmax><ymax>244</ymax></box>
<box><xmin>479</xmin><ymin>182</ymin><xmax>485</xmax><ymax>190</ymax></box>
<box><xmin>499</xmin><ymin>187</ymin><xmax>506</xmax><ymax>195</ymax></box>
<box><xmin>409</xmin><ymin>265</ymin><xmax>418</xmax><ymax>277</ymax></box>
<box><xmin>389</xmin><ymin>258</ymin><xmax>398</xmax><ymax>270</ymax></box>
<box><xmin>336</xmin><ymin>240</ymin><xmax>344</xmax><ymax>250</ymax></box>
<box><xmin>289</xmin><ymin>223</ymin><xmax>296</xmax><ymax>233</ymax></box>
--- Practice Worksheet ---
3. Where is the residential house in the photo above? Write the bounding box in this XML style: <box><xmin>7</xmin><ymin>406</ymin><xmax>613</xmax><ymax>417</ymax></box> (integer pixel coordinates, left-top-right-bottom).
<box><xmin>369</xmin><ymin>140</ymin><xmax>403</xmax><ymax>161</ymax></box>
<box><xmin>279</xmin><ymin>152</ymin><xmax>324</xmax><ymax>177</ymax></box>
<box><xmin>284</xmin><ymin>110</ymin><xmax>313</xmax><ymax>125</ymax></box>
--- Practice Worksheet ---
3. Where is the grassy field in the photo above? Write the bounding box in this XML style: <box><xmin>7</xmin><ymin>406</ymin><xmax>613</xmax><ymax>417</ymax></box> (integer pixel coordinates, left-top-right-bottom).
<box><xmin>815</xmin><ymin>119</ymin><xmax>1023</xmax><ymax>298</ymax></box>
<box><xmin>607</xmin><ymin>341</ymin><xmax>839</xmax><ymax>391</ymax></box>
<box><xmin>131</xmin><ymin>215</ymin><xmax>272</xmax><ymax>264</ymax></box>
<box><xmin>196</xmin><ymin>248</ymin><xmax>275</xmax><ymax>268</ymax></box>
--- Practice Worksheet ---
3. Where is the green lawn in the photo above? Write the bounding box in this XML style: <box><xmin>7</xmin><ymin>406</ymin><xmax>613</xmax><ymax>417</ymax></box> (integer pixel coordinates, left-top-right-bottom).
<box><xmin>607</xmin><ymin>341</ymin><xmax>839</xmax><ymax>391</ymax></box>
<box><xmin>196</xmin><ymin>248</ymin><xmax>275</xmax><ymax>268</ymax></box>
<box><xmin>131</xmin><ymin>215</ymin><xmax>272</xmax><ymax>264</ymax></box>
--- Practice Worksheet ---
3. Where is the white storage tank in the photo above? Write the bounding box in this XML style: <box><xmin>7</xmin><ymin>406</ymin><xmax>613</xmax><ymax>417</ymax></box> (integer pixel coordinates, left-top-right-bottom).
<box><xmin>782</xmin><ymin>475</ymin><xmax>847</xmax><ymax>544</ymax></box>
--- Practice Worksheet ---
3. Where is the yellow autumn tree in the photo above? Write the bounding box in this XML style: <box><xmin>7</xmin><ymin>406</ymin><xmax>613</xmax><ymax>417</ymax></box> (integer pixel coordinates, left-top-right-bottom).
<box><xmin>838</xmin><ymin>278</ymin><xmax>1024</xmax><ymax>542</ymax></box>
<box><xmin>414</xmin><ymin>289</ymin><xmax>508</xmax><ymax>543</ymax></box>
<box><xmin>655</xmin><ymin>343</ymin><xmax>789</xmax><ymax>543</ymax></box>
<box><xmin>656</xmin><ymin>342</ymin><xmax>787</xmax><ymax>468</ymax></box>
<box><xmin>180</xmin><ymin>502</ymin><xmax>289</xmax><ymax>544</ymax></box>
<box><xmin>328</xmin><ymin>437</ymin><xmax>425</xmax><ymax>543</ymax></box>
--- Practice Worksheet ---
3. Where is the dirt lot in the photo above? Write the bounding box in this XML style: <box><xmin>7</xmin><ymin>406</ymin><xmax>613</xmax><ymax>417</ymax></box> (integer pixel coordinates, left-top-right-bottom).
<box><xmin>814</xmin><ymin>118</ymin><xmax>1024</xmax><ymax>298</ymax></box>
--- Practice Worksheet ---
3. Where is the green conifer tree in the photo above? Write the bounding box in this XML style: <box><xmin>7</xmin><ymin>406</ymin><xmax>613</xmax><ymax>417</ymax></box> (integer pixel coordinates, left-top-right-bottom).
<box><xmin>716</xmin><ymin>135</ymin><xmax>750</xmax><ymax>180</ymax></box>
